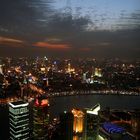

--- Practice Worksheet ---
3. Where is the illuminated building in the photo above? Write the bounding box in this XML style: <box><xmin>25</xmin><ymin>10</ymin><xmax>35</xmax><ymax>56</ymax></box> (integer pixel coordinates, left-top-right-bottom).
<box><xmin>84</xmin><ymin>104</ymin><xmax>100</xmax><ymax>140</ymax></box>
<box><xmin>43</xmin><ymin>77</ymin><xmax>49</xmax><ymax>87</ymax></box>
<box><xmin>52</xmin><ymin>61</ymin><xmax>58</xmax><ymax>72</ymax></box>
<box><xmin>72</xmin><ymin>109</ymin><xmax>84</xmax><ymax>134</ymax></box>
<box><xmin>82</xmin><ymin>71</ymin><xmax>88</xmax><ymax>83</ymax></box>
<box><xmin>86</xmin><ymin>104</ymin><xmax>100</xmax><ymax>115</ymax></box>
<box><xmin>33</xmin><ymin>98</ymin><xmax>49</xmax><ymax>140</ymax></box>
<box><xmin>73</xmin><ymin>136</ymin><xmax>79</xmax><ymax>140</ymax></box>
<box><xmin>82</xmin><ymin>73</ymin><xmax>87</xmax><ymax>83</ymax></box>
<box><xmin>68</xmin><ymin>63</ymin><xmax>71</xmax><ymax>72</ymax></box>
<box><xmin>9</xmin><ymin>101</ymin><xmax>30</xmax><ymax>140</ymax></box>
<box><xmin>0</xmin><ymin>60</ymin><xmax>3</xmax><ymax>75</ymax></box>
<box><xmin>40</xmin><ymin>67</ymin><xmax>46</xmax><ymax>73</ymax></box>
<box><xmin>103</xmin><ymin>122</ymin><xmax>125</xmax><ymax>133</ymax></box>
<box><xmin>60</xmin><ymin>111</ymin><xmax>74</xmax><ymax>140</ymax></box>
<box><xmin>94</xmin><ymin>68</ymin><xmax>102</xmax><ymax>77</ymax></box>
<box><xmin>66</xmin><ymin>63</ymin><xmax>75</xmax><ymax>74</ymax></box>
<box><xmin>103</xmin><ymin>122</ymin><xmax>126</xmax><ymax>140</ymax></box>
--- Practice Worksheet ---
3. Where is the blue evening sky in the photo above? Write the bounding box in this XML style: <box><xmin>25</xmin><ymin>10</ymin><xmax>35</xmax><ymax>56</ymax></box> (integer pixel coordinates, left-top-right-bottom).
<box><xmin>52</xmin><ymin>0</ymin><xmax>140</xmax><ymax>30</ymax></box>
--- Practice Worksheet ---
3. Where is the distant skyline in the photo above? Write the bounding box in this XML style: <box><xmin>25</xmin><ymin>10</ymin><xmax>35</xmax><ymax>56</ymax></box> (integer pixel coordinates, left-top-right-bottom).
<box><xmin>0</xmin><ymin>0</ymin><xmax>140</xmax><ymax>58</ymax></box>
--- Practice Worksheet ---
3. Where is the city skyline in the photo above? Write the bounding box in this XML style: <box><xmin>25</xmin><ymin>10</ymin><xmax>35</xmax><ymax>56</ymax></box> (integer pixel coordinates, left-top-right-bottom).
<box><xmin>0</xmin><ymin>0</ymin><xmax>140</xmax><ymax>58</ymax></box>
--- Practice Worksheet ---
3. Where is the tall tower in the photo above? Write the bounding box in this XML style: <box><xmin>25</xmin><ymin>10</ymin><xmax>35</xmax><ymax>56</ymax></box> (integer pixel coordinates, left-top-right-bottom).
<box><xmin>72</xmin><ymin>109</ymin><xmax>84</xmax><ymax>134</ymax></box>
<box><xmin>84</xmin><ymin>104</ymin><xmax>100</xmax><ymax>140</ymax></box>
<box><xmin>82</xmin><ymin>71</ymin><xmax>88</xmax><ymax>83</ymax></box>
<box><xmin>94</xmin><ymin>68</ymin><xmax>102</xmax><ymax>77</ymax></box>
<box><xmin>60</xmin><ymin>111</ymin><xmax>74</xmax><ymax>140</ymax></box>
<box><xmin>131</xmin><ymin>112</ymin><xmax>140</xmax><ymax>139</ymax></box>
<box><xmin>72</xmin><ymin>109</ymin><xmax>85</xmax><ymax>140</ymax></box>
<box><xmin>9</xmin><ymin>101</ymin><xmax>30</xmax><ymax>140</ymax></box>
<box><xmin>33</xmin><ymin>98</ymin><xmax>49</xmax><ymax>140</ymax></box>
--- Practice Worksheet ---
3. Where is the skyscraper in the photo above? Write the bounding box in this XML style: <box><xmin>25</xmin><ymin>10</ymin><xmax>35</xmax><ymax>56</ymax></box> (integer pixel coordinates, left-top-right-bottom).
<box><xmin>60</xmin><ymin>111</ymin><xmax>74</xmax><ymax>140</ymax></box>
<box><xmin>33</xmin><ymin>98</ymin><xmax>49</xmax><ymax>140</ymax></box>
<box><xmin>72</xmin><ymin>109</ymin><xmax>84</xmax><ymax>134</ymax></box>
<box><xmin>84</xmin><ymin>104</ymin><xmax>100</xmax><ymax>140</ymax></box>
<box><xmin>72</xmin><ymin>109</ymin><xmax>84</xmax><ymax>140</ymax></box>
<box><xmin>9</xmin><ymin>101</ymin><xmax>30</xmax><ymax>140</ymax></box>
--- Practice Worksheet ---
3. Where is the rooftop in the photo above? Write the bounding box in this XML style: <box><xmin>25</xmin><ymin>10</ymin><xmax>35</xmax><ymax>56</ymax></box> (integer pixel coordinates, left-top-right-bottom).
<box><xmin>9</xmin><ymin>101</ymin><xmax>29</xmax><ymax>108</ymax></box>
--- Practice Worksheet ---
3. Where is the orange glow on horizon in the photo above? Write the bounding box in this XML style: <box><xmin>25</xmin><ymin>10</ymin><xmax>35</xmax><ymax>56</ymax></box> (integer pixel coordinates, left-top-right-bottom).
<box><xmin>33</xmin><ymin>41</ymin><xmax>71</xmax><ymax>50</ymax></box>
<box><xmin>0</xmin><ymin>36</ymin><xmax>24</xmax><ymax>47</ymax></box>
<box><xmin>0</xmin><ymin>36</ymin><xmax>23</xmax><ymax>43</ymax></box>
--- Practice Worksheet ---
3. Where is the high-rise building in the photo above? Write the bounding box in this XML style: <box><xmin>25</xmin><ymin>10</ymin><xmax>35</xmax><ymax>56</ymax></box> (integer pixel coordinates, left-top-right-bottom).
<box><xmin>84</xmin><ymin>104</ymin><xmax>100</xmax><ymax>140</ymax></box>
<box><xmin>94</xmin><ymin>68</ymin><xmax>102</xmax><ymax>77</ymax></box>
<box><xmin>60</xmin><ymin>111</ymin><xmax>74</xmax><ymax>140</ymax></box>
<box><xmin>9</xmin><ymin>101</ymin><xmax>30</xmax><ymax>140</ymax></box>
<box><xmin>131</xmin><ymin>112</ymin><xmax>140</xmax><ymax>139</ymax></box>
<box><xmin>33</xmin><ymin>98</ymin><xmax>49</xmax><ymax>140</ymax></box>
<box><xmin>66</xmin><ymin>62</ymin><xmax>75</xmax><ymax>74</ymax></box>
<box><xmin>72</xmin><ymin>109</ymin><xmax>84</xmax><ymax>134</ymax></box>
<box><xmin>82</xmin><ymin>71</ymin><xmax>88</xmax><ymax>83</ymax></box>
<box><xmin>72</xmin><ymin>109</ymin><xmax>84</xmax><ymax>140</ymax></box>
<box><xmin>43</xmin><ymin>77</ymin><xmax>49</xmax><ymax>87</ymax></box>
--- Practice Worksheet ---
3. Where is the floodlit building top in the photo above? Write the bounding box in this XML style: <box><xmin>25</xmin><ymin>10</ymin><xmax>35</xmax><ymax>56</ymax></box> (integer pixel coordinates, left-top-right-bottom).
<box><xmin>9</xmin><ymin>101</ymin><xmax>29</xmax><ymax>108</ymax></box>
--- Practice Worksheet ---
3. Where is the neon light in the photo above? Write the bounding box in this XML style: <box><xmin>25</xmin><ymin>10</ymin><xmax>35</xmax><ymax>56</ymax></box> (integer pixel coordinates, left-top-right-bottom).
<box><xmin>35</xmin><ymin>99</ymin><xmax>49</xmax><ymax>107</ymax></box>
<box><xmin>103</xmin><ymin>122</ymin><xmax>125</xmax><ymax>134</ymax></box>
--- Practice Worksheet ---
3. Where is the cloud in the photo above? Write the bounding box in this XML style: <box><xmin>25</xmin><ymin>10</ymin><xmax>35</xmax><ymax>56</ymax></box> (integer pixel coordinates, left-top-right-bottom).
<box><xmin>0</xmin><ymin>0</ymin><xmax>140</xmax><ymax>58</ymax></box>
<box><xmin>0</xmin><ymin>36</ymin><xmax>24</xmax><ymax>47</ymax></box>
<box><xmin>0</xmin><ymin>36</ymin><xmax>23</xmax><ymax>43</ymax></box>
<box><xmin>45</xmin><ymin>38</ymin><xmax>62</xmax><ymax>43</ymax></box>
<box><xmin>33</xmin><ymin>41</ymin><xmax>71</xmax><ymax>50</ymax></box>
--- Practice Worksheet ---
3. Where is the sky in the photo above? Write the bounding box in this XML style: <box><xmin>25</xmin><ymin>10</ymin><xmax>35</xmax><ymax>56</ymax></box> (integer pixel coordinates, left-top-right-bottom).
<box><xmin>0</xmin><ymin>0</ymin><xmax>140</xmax><ymax>59</ymax></box>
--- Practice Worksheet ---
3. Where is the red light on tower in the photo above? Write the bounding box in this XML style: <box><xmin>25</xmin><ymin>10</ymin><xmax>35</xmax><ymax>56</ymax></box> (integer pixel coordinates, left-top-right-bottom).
<box><xmin>35</xmin><ymin>99</ymin><xmax>49</xmax><ymax>107</ymax></box>
<box><xmin>33</xmin><ymin>98</ymin><xmax>50</xmax><ymax>139</ymax></box>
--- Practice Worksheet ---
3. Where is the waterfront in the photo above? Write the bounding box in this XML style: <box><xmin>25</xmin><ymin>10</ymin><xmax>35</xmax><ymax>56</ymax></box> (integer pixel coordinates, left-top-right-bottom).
<box><xmin>0</xmin><ymin>94</ymin><xmax>140</xmax><ymax>139</ymax></box>
<box><xmin>49</xmin><ymin>94</ymin><xmax>140</xmax><ymax>119</ymax></box>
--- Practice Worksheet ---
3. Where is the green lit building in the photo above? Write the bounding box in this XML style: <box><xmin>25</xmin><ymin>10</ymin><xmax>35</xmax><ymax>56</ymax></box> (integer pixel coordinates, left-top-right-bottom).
<box><xmin>9</xmin><ymin>101</ymin><xmax>30</xmax><ymax>140</ymax></box>
<box><xmin>33</xmin><ymin>98</ymin><xmax>49</xmax><ymax>140</ymax></box>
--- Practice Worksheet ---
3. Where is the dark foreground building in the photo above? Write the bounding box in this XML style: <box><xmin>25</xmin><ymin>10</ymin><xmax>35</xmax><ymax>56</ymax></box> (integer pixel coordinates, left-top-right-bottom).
<box><xmin>60</xmin><ymin>111</ymin><xmax>74</xmax><ymax>140</ymax></box>
<box><xmin>9</xmin><ymin>101</ymin><xmax>30</xmax><ymax>140</ymax></box>
<box><xmin>33</xmin><ymin>98</ymin><xmax>49</xmax><ymax>140</ymax></box>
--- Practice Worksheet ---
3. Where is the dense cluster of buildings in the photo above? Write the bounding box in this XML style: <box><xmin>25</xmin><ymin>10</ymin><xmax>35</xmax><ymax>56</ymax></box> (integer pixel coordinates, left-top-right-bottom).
<box><xmin>0</xmin><ymin>57</ymin><xmax>139</xmax><ymax>100</ymax></box>
<box><xmin>5</xmin><ymin>99</ymin><xmax>140</xmax><ymax>140</ymax></box>
<box><xmin>8</xmin><ymin>98</ymin><xmax>50</xmax><ymax>140</ymax></box>
<box><xmin>0</xmin><ymin>57</ymin><xmax>140</xmax><ymax>139</ymax></box>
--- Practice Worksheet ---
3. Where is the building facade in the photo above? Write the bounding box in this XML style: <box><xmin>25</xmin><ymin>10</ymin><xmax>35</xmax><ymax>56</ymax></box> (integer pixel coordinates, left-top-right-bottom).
<box><xmin>9</xmin><ymin>101</ymin><xmax>30</xmax><ymax>140</ymax></box>
<box><xmin>60</xmin><ymin>111</ymin><xmax>74</xmax><ymax>140</ymax></box>
<box><xmin>84</xmin><ymin>104</ymin><xmax>100</xmax><ymax>140</ymax></box>
<box><xmin>33</xmin><ymin>98</ymin><xmax>49</xmax><ymax>140</ymax></box>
